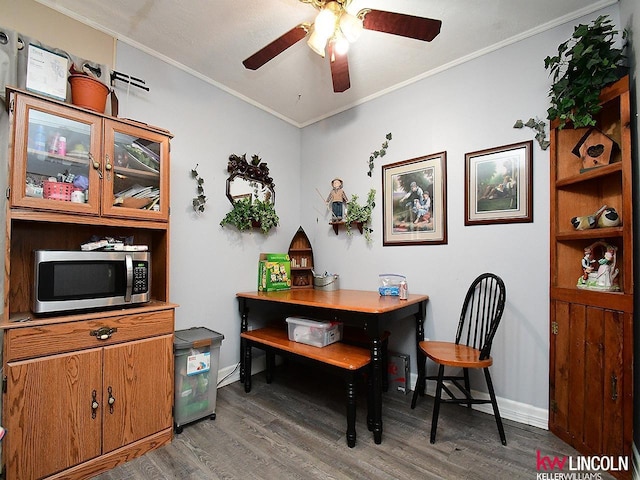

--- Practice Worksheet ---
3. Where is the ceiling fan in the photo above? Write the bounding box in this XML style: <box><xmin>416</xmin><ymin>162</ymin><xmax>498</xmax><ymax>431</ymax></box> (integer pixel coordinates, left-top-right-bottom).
<box><xmin>242</xmin><ymin>0</ymin><xmax>442</xmax><ymax>93</ymax></box>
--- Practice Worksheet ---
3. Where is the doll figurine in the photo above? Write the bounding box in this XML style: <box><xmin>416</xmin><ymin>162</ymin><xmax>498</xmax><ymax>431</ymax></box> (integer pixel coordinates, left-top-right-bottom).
<box><xmin>326</xmin><ymin>178</ymin><xmax>348</xmax><ymax>221</ymax></box>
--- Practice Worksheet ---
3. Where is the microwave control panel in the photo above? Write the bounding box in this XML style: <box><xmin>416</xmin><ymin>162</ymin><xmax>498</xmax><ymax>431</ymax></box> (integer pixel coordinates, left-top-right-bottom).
<box><xmin>133</xmin><ymin>262</ymin><xmax>149</xmax><ymax>293</ymax></box>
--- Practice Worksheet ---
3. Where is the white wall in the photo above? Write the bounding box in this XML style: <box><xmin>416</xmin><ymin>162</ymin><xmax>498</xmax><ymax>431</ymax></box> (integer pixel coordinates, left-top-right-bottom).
<box><xmin>113</xmin><ymin>42</ymin><xmax>302</xmax><ymax>373</ymax></box>
<box><xmin>300</xmin><ymin>5</ymin><xmax>620</xmax><ymax>421</ymax></box>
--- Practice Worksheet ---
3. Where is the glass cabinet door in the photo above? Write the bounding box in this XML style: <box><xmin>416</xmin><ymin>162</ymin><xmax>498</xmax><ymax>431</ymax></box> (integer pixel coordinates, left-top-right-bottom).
<box><xmin>101</xmin><ymin>120</ymin><xmax>170</xmax><ymax>221</ymax></box>
<box><xmin>10</xmin><ymin>95</ymin><xmax>101</xmax><ymax>213</ymax></box>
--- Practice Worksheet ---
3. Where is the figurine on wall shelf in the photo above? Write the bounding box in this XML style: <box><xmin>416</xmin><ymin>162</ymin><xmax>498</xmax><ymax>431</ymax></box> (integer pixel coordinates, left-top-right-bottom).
<box><xmin>577</xmin><ymin>240</ymin><xmax>620</xmax><ymax>291</ymax></box>
<box><xmin>326</xmin><ymin>178</ymin><xmax>348</xmax><ymax>221</ymax></box>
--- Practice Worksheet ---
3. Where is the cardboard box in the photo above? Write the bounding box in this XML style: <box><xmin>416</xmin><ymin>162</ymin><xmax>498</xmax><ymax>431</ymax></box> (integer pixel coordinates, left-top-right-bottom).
<box><xmin>258</xmin><ymin>253</ymin><xmax>291</xmax><ymax>291</ymax></box>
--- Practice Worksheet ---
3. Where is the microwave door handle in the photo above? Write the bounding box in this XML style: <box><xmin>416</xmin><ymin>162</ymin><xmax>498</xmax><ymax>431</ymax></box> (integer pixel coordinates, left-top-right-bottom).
<box><xmin>125</xmin><ymin>254</ymin><xmax>133</xmax><ymax>302</ymax></box>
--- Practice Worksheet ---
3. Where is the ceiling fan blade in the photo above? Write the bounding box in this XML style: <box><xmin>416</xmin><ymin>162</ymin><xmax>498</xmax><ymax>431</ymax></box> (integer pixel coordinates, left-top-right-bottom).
<box><xmin>243</xmin><ymin>24</ymin><xmax>309</xmax><ymax>70</ymax></box>
<box><xmin>328</xmin><ymin>44</ymin><xmax>350</xmax><ymax>93</ymax></box>
<box><xmin>359</xmin><ymin>9</ymin><xmax>442</xmax><ymax>42</ymax></box>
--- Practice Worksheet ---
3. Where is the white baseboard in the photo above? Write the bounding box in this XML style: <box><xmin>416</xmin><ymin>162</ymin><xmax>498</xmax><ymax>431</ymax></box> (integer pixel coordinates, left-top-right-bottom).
<box><xmin>218</xmin><ymin>364</ymin><xmax>548</xmax><ymax>428</ymax></box>
<box><xmin>216</xmin><ymin>364</ymin><xmax>548</xmax><ymax>430</ymax></box>
<box><xmin>216</xmin><ymin>355</ymin><xmax>265</xmax><ymax>388</ymax></box>
<box><xmin>409</xmin><ymin>372</ymin><xmax>549</xmax><ymax>430</ymax></box>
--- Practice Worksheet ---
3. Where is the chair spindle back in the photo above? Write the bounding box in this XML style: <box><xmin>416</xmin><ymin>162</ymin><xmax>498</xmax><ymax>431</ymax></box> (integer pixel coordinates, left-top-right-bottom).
<box><xmin>454</xmin><ymin>273</ymin><xmax>506</xmax><ymax>360</ymax></box>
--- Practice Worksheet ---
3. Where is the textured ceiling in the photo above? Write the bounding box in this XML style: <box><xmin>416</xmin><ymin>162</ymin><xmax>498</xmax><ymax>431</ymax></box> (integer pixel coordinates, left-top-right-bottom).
<box><xmin>39</xmin><ymin>0</ymin><xmax>614</xmax><ymax>127</ymax></box>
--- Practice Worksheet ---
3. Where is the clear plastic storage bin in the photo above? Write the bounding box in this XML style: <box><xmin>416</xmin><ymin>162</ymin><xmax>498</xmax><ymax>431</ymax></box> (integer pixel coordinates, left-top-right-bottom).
<box><xmin>286</xmin><ymin>317</ymin><xmax>342</xmax><ymax>347</ymax></box>
<box><xmin>174</xmin><ymin>327</ymin><xmax>224</xmax><ymax>433</ymax></box>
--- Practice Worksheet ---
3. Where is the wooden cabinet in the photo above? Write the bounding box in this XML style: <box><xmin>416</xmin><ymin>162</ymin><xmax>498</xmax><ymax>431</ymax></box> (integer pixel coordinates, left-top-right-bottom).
<box><xmin>288</xmin><ymin>226</ymin><xmax>314</xmax><ymax>288</ymax></box>
<box><xmin>8</xmin><ymin>88</ymin><xmax>170</xmax><ymax>222</ymax></box>
<box><xmin>3</xmin><ymin>308</ymin><xmax>174</xmax><ymax>479</ymax></box>
<box><xmin>549</xmin><ymin>76</ymin><xmax>632</xmax><ymax>478</ymax></box>
<box><xmin>2</xmin><ymin>88</ymin><xmax>175</xmax><ymax>479</ymax></box>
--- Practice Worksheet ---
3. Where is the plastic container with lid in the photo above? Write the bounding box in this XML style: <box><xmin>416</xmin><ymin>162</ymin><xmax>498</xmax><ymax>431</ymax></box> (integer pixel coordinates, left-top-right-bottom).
<box><xmin>173</xmin><ymin>327</ymin><xmax>224</xmax><ymax>433</ymax></box>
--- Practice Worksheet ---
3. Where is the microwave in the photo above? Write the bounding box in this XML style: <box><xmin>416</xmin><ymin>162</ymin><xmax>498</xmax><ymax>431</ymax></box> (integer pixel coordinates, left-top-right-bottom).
<box><xmin>33</xmin><ymin>250</ymin><xmax>151</xmax><ymax>314</ymax></box>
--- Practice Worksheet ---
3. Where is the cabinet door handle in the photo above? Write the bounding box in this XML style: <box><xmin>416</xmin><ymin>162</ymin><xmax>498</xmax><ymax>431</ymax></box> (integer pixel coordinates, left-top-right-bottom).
<box><xmin>611</xmin><ymin>374</ymin><xmax>618</xmax><ymax>400</ymax></box>
<box><xmin>89</xmin><ymin>152</ymin><xmax>103</xmax><ymax>179</ymax></box>
<box><xmin>105</xmin><ymin>153</ymin><xmax>112</xmax><ymax>181</ymax></box>
<box><xmin>107</xmin><ymin>386</ymin><xmax>115</xmax><ymax>414</ymax></box>
<box><xmin>90</xmin><ymin>326</ymin><xmax>117</xmax><ymax>340</ymax></box>
<box><xmin>91</xmin><ymin>389</ymin><xmax>99</xmax><ymax>419</ymax></box>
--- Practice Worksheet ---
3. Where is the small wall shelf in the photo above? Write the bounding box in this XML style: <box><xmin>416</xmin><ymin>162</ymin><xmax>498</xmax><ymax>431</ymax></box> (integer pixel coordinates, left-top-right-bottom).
<box><xmin>330</xmin><ymin>221</ymin><xmax>364</xmax><ymax>235</ymax></box>
<box><xmin>288</xmin><ymin>226</ymin><xmax>314</xmax><ymax>289</ymax></box>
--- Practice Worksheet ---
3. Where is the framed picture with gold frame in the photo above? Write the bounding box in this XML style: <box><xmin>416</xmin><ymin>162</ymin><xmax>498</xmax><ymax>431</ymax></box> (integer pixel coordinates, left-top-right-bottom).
<box><xmin>382</xmin><ymin>152</ymin><xmax>447</xmax><ymax>246</ymax></box>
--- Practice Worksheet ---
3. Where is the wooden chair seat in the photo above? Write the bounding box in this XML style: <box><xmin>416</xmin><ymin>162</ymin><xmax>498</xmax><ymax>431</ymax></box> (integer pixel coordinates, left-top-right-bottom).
<box><xmin>411</xmin><ymin>273</ymin><xmax>507</xmax><ymax>446</ymax></box>
<box><xmin>420</xmin><ymin>340</ymin><xmax>493</xmax><ymax>368</ymax></box>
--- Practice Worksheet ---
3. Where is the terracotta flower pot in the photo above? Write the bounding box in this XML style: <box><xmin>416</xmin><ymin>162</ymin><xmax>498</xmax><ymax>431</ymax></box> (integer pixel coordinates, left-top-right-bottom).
<box><xmin>68</xmin><ymin>74</ymin><xmax>109</xmax><ymax>113</ymax></box>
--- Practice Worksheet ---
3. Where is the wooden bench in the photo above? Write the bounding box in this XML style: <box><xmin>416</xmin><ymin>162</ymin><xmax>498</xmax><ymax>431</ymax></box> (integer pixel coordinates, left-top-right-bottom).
<box><xmin>241</xmin><ymin>326</ymin><xmax>371</xmax><ymax>447</ymax></box>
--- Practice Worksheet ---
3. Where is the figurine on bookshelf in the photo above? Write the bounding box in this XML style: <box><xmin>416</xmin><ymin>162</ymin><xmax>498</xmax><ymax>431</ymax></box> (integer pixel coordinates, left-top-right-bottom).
<box><xmin>571</xmin><ymin>205</ymin><xmax>621</xmax><ymax>230</ymax></box>
<box><xmin>577</xmin><ymin>240</ymin><xmax>620</xmax><ymax>291</ymax></box>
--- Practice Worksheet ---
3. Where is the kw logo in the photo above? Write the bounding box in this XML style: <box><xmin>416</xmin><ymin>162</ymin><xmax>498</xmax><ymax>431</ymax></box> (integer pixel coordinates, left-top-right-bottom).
<box><xmin>537</xmin><ymin>450</ymin><xmax>567</xmax><ymax>470</ymax></box>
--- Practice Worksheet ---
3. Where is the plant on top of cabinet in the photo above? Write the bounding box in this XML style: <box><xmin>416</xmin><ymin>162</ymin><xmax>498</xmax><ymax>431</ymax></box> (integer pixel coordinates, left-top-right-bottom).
<box><xmin>544</xmin><ymin>15</ymin><xmax>627</xmax><ymax>129</ymax></box>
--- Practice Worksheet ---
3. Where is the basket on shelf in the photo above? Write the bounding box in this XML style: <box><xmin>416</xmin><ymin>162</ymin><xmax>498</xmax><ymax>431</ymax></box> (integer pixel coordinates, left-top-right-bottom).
<box><xmin>43</xmin><ymin>181</ymin><xmax>79</xmax><ymax>201</ymax></box>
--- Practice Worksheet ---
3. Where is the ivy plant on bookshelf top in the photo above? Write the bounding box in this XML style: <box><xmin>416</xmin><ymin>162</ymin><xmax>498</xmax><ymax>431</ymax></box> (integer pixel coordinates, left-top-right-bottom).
<box><xmin>544</xmin><ymin>14</ymin><xmax>627</xmax><ymax>129</ymax></box>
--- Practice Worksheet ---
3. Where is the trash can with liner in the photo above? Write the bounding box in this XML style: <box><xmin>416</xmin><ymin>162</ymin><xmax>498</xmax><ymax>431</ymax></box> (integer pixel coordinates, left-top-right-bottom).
<box><xmin>173</xmin><ymin>327</ymin><xmax>224</xmax><ymax>433</ymax></box>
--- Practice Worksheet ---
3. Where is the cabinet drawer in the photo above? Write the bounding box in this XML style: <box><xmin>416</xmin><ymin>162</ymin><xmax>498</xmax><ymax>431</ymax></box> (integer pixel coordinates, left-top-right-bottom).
<box><xmin>4</xmin><ymin>309</ymin><xmax>174</xmax><ymax>362</ymax></box>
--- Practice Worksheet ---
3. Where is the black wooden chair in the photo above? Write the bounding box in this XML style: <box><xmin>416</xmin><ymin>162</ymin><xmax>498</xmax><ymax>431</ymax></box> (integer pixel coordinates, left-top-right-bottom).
<box><xmin>411</xmin><ymin>272</ymin><xmax>507</xmax><ymax>445</ymax></box>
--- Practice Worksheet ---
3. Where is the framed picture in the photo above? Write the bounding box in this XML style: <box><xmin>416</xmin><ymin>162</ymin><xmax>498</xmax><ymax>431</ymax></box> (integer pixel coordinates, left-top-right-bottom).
<box><xmin>382</xmin><ymin>152</ymin><xmax>447</xmax><ymax>246</ymax></box>
<box><xmin>26</xmin><ymin>44</ymin><xmax>68</xmax><ymax>101</ymax></box>
<box><xmin>465</xmin><ymin>141</ymin><xmax>533</xmax><ymax>226</ymax></box>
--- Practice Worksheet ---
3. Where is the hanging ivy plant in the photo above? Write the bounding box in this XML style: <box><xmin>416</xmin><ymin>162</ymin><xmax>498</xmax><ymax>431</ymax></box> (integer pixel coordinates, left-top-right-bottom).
<box><xmin>513</xmin><ymin>118</ymin><xmax>550</xmax><ymax>150</ymax></box>
<box><xmin>191</xmin><ymin>164</ymin><xmax>207</xmax><ymax>213</ymax></box>
<box><xmin>368</xmin><ymin>133</ymin><xmax>392</xmax><ymax>176</ymax></box>
<box><xmin>345</xmin><ymin>188</ymin><xmax>376</xmax><ymax>243</ymax></box>
<box><xmin>220</xmin><ymin>198</ymin><xmax>279</xmax><ymax>234</ymax></box>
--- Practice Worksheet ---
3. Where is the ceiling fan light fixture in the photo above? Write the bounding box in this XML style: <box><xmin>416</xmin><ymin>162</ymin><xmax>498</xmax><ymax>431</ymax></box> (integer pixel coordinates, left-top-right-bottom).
<box><xmin>339</xmin><ymin>12</ymin><xmax>363</xmax><ymax>42</ymax></box>
<box><xmin>307</xmin><ymin>27</ymin><xmax>328</xmax><ymax>57</ymax></box>
<box><xmin>314</xmin><ymin>6</ymin><xmax>338</xmax><ymax>38</ymax></box>
<box><xmin>331</xmin><ymin>32</ymin><xmax>349</xmax><ymax>56</ymax></box>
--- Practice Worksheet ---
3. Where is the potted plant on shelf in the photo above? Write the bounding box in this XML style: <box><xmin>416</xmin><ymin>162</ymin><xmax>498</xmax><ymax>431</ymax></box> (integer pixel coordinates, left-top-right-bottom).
<box><xmin>220</xmin><ymin>197</ymin><xmax>279</xmax><ymax>234</ymax></box>
<box><xmin>544</xmin><ymin>14</ymin><xmax>627</xmax><ymax>129</ymax></box>
<box><xmin>345</xmin><ymin>188</ymin><xmax>376</xmax><ymax>243</ymax></box>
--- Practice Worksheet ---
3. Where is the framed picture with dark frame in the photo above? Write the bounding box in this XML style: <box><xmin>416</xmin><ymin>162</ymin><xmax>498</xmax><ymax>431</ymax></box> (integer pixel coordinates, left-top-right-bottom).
<box><xmin>465</xmin><ymin>140</ymin><xmax>533</xmax><ymax>226</ymax></box>
<box><xmin>382</xmin><ymin>152</ymin><xmax>447</xmax><ymax>246</ymax></box>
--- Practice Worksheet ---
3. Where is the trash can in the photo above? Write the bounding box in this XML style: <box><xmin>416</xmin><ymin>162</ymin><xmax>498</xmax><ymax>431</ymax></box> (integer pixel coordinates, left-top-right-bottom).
<box><xmin>173</xmin><ymin>327</ymin><xmax>224</xmax><ymax>433</ymax></box>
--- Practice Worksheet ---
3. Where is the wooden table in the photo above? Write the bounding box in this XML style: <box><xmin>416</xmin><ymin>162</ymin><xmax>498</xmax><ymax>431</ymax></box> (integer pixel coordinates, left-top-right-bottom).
<box><xmin>236</xmin><ymin>289</ymin><xmax>429</xmax><ymax>444</ymax></box>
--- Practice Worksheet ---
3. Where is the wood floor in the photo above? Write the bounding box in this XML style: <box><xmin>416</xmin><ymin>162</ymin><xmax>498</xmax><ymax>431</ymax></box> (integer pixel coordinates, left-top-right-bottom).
<box><xmin>92</xmin><ymin>362</ymin><xmax>609</xmax><ymax>480</ymax></box>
